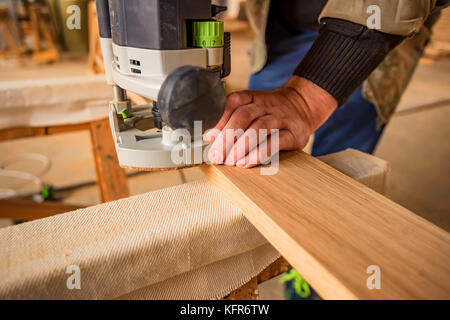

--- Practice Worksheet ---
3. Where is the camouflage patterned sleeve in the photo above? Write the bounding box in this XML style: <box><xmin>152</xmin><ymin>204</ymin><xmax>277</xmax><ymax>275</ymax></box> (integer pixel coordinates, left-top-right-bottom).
<box><xmin>319</xmin><ymin>0</ymin><xmax>439</xmax><ymax>36</ymax></box>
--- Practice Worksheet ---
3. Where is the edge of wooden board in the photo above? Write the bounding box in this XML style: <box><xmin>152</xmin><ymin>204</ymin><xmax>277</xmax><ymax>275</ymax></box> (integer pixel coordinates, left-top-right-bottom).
<box><xmin>201</xmin><ymin>151</ymin><xmax>450</xmax><ymax>299</ymax></box>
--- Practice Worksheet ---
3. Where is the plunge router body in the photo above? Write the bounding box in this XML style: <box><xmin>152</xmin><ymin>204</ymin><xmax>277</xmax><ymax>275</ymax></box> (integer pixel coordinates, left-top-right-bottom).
<box><xmin>96</xmin><ymin>0</ymin><xmax>230</xmax><ymax>169</ymax></box>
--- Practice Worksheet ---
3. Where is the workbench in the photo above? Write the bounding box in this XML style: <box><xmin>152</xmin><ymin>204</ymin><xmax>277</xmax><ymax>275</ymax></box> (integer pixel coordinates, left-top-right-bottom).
<box><xmin>2</xmin><ymin>148</ymin><xmax>427</xmax><ymax>300</ymax></box>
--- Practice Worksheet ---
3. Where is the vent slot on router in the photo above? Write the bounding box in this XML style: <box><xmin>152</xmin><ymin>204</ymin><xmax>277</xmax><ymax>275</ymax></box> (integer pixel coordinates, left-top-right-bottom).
<box><xmin>130</xmin><ymin>59</ymin><xmax>141</xmax><ymax>66</ymax></box>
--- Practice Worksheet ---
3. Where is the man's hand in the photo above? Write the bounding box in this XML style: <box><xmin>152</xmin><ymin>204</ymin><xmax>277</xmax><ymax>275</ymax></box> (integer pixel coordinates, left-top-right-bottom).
<box><xmin>203</xmin><ymin>76</ymin><xmax>337</xmax><ymax>168</ymax></box>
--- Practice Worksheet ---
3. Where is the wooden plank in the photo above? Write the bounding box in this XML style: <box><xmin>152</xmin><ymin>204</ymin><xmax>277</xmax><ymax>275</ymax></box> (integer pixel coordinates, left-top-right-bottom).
<box><xmin>234</xmin><ymin>149</ymin><xmax>389</xmax><ymax>293</ymax></box>
<box><xmin>0</xmin><ymin>11</ymin><xmax>24</xmax><ymax>65</ymax></box>
<box><xmin>254</xmin><ymin>149</ymin><xmax>389</xmax><ymax>286</ymax></box>
<box><xmin>257</xmin><ymin>257</ymin><xmax>291</xmax><ymax>284</ymax></box>
<box><xmin>127</xmin><ymin>91</ymin><xmax>151</xmax><ymax>106</ymax></box>
<box><xmin>44</xmin><ymin>123</ymin><xmax>91</xmax><ymax>135</ymax></box>
<box><xmin>0</xmin><ymin>123</ymin><xmax>90</xmax><ymax>141</ymax></box>
<box><xmin>0</xmin><ymin>120</ymin><xmax>129</xmax><ymax>203</ymax></box>
<box><xmin>201</xmin><ymin>151</ymin><xmax>450</xmax><ymax>299</ymax></box>
<box><xmin>0</xmin><ymin>199</ymin><xmax>83</xmax><ymax>221</ymax></box>
<box><xmin>318</xmin><ymin>148</ymin><xmax>389</xmax><ymax>195</ymax></box>
<box><xmin>0</xmin><ymin>127</ymin><xmax>42</xmax><ymax>141</ymax></box>
<box><xmin>225</xmin><ymin>277</ymin><xmax>259</xmax><ymax>300</ymax></box>
<box><xmin>89</xmin><ymin>119</ymin><xmax>129</xmax><ymax>202</ymax></box>
<box><xmin>88</xmin><ymin>0</ymin><xmax>104</xmax><ymax>74</ymax></box>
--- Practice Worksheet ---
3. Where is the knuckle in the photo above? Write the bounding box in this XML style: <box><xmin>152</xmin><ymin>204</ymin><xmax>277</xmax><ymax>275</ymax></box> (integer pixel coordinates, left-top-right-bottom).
<box><xmin>274</xmin><ymin>117</ymin><xmax>282</xmax><ymax>129</ymax></box>
<box><xmin>257</xmin><ymin>116</ymin><xmax>280</xmax><ymax>130</ymax></box>
<box><xmin>227</xmin><ymin>92</ymin><xmax>246</xmax><ymax>107</ymax></box>
<box><xmin>256</xmin><ymin>117</ymin><xmax>269</xmax><ymax>128</ymax></box>
<box><xmin>292</xmin><ymin>134</ymin><xmax>306</xmax><ymax>150</ymax></box>
<box><xmin>236</xmin><ymin>107</ymin><xmax>252</xmax><ymax>121</ymax></box>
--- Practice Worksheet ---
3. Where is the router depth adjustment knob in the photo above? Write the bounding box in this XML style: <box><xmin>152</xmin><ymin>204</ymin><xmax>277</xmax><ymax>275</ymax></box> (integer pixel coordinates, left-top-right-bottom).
<box><xmin>192</xmin><ymin>21</ymin><xmax>224</xmax><ymax>48</ymax></box>
<box><xmin>157</xmin><ymin>66</ymin><xmax>226</xmax><ymax>134</ymax></box>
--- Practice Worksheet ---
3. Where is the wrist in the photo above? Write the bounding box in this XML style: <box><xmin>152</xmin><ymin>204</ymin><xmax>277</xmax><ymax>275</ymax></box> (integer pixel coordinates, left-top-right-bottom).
<box><xmin>285</xmin><ymin>76</ymin><xmax>337</xmax><ymax>132</ymax></box>
<box><xmin>293</xmin><ymin>19</ymin><xmax>403</xmax><ymax>105</ymax></box>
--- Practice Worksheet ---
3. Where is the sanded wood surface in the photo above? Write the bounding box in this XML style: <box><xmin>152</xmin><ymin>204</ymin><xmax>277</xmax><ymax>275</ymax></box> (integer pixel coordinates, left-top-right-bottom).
<box><xmin>201</xmin><ymin>151</ymin><xmax>450</xmax><ymax>299</ymax></box>
<box><xmin>318</xmin><ymin>148</ymin><xmax>389</xmax><ymax>195</ymax></box>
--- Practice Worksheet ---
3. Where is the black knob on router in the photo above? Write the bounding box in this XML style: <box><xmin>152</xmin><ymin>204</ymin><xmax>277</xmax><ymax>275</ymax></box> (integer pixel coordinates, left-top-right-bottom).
<box><xmin>157</xmin><ymin>66</ymin><xmax>226</xmax><ymax>133</ymax></box>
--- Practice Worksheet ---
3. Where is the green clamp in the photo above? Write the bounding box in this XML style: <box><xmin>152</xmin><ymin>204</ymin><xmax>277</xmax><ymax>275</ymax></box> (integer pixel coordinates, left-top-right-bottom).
<box><xmin>119</xmin><ymin>108</ymin><xmax>132</xmax><ymax>119</ymax></box>
<box><xmin>192</xmin><ymin>21</ymin><xmax>224</xmax><ymax>48</ymax></box>
<box><xmin>279</xmin><ymin>269</ymin><xmax>311</xmax><ymax>299</ymax></box>
<box><xmin>41</xmin><ymin>184</ymin><xmax>50</xmax><ymax>199</ymax></box>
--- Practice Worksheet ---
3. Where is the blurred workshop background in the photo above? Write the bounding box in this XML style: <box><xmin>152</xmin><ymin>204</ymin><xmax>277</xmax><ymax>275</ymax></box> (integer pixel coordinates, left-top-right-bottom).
<box><xmin>0</xmin><ymin>0</ymin><xmax>449</xmax><ymax>299</ymax></box>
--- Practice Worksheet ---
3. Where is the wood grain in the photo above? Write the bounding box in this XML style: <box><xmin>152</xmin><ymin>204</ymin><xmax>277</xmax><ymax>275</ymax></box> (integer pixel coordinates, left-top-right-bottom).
<box><xmin>89</xmin><ymin>119</ymin><xmax>129</xmax><ymax>202</ymax></box>
<box><xmin>318</xmin><ymin>148</ymin><xmax>389</xmax><ymax>195</ymax></box>
<box><xmin>224</xmin><ymin>277</ymin><xmax>259</xmax><ymax>300</ymax></box>
<box><xmin>229</xmin><ymin>149</ymin><xmax>388</xmax><ymax>297</ymax></box>
<box><xmin>88</xmin><ymin>0</ymin><xmax>104</xmax><ymax>74</ymax></box>
<box><xmin>201</xmin><ymin>151</ymin><xmax>450</xmax><ymax>299</ymax></box>
<box><xmin>256</xmin><ymin>257</ymin><xmax>291</xmax><ymax>284</ymax></box>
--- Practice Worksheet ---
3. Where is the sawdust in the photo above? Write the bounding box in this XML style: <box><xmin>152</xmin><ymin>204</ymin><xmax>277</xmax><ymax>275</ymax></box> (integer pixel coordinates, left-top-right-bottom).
<box><xmin>121</xmin><ymin>163</ymin><xmax>202</xmax><ymax>172</ymax></box>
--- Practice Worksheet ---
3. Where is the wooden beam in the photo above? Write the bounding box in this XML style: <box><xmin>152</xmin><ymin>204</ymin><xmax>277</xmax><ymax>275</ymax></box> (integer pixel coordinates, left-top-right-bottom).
<box><xmin>256</xmin><ymin>257</ymin><xmax>291</xmax><ymax>284</ymax></box>
<box><xmin>88</xmin><ymin>0</ymin><xmax>105</xmax><ymax>74</ymax></box>
<box><xmin>89</xmin><ymin>119</ymin><xmax>129</xmax><ymax>202</ymax></box>
<box><xmin>201</xmin><ymin>151</ymin><xmax>450</xmax><ymax>299</ymax></box>
<box><xmin>0</xmin><ymin>7</ymin><xmax>25</xmax><ymax>65</ymax></box>
<box><xmin>224</xmin><ymin>277</ymin><xmax>259</xmax><ymax>300</ymax></box>
<box><xmin>229</xmin><ymin>149</ymin><xmax>389</xmax><ymax>297</ymax></box>
<box><xmin>0</xmin><ymin>123</ymin><xmax>91</xmax><ymax>141</ymax></box>
<box><xmin>0</xmin><ymin>120</ymin><xmax>129</xmax><ymax>204</ymax></box>
<box><xmin>0</xmin><ymin>127</ymin><xmax>42</xmax><ymax>141</ymax></box>
<box><xmin>0</xmin><ymin>199</ymin><xmax>83</xmax><ymax>221</ymax></box>
<box><xmin>127</xmin><ymin>91</ymin><xmax>151</xmax><ymax>106</ymax></box>
<box><xmin>318</xmin><ymin>148</ymin><xmax>389</xmax><ymax>195</ymax></box>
